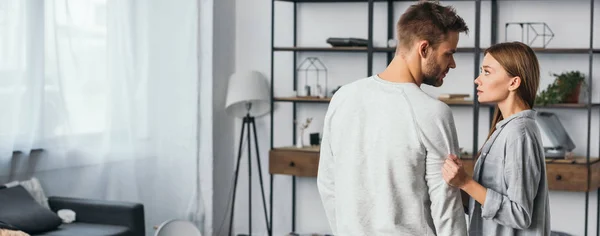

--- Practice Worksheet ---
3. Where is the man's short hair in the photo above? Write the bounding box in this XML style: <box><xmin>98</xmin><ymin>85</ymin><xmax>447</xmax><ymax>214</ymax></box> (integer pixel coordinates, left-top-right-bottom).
<box><xmin>397</xmin><ymin>1</ymin><xmax>469</xmax><ymax>51</ymax></box>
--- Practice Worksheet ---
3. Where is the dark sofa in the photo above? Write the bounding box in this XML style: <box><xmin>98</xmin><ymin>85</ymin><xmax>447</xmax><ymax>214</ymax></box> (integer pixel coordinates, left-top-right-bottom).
<box><xmin>33</xmin><ymin>196</ymin><xmax>146</xmax><ymax>236</ymax></box>
<box><xmin>0</xmin><ymin>185</ymin><xmax>145</xmax><ymax>236</ymax></box>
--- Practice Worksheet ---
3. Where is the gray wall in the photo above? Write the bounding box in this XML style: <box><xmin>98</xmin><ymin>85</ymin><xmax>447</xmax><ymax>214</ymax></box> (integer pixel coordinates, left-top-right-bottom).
<box><xmin>212</xmin><ymin>0</ymin><xmax>237</xmax><ymax>235</ymax></box>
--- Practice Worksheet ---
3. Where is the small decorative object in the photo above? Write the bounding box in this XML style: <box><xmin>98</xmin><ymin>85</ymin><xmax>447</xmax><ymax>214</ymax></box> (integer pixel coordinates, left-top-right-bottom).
<box><xmin>310</xmin><ymin>133</ymin><xmax>320</xmax><ymax>146</ymax></box>
<box><xmin>297</xmin><ymin>57</ymin><xmax>328</xmax><ymax>98</ymax></box>
<box><xmin>536</xmin><ymin>70</ymin><xmax>586</xmax><ymax>105</ymax></box>
<box><xmin>315</xmin><ymin>84</ymin><xmax>324</xmax><ymax>98</ymax></box>
<box><xmin>295</xmin><ymin>117</ymin><xmax>313</xmax><ymax>148</ymax></box>
<box><xmin>304</xmin><ymin>85</ymin><xmax>311</xmax><ymax>97</ymax></box>
<box><xmin>504</xmin><ymin>22</ymin><xmax>554</xmax><ymax>48</ymax></box>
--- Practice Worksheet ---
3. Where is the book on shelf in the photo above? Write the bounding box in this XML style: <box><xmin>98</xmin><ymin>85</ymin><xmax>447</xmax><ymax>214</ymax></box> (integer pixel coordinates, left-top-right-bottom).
<box><xmin>438</xmin><ymin>93</ymin><xmax>470</xmax><ymax>100</ymax></box>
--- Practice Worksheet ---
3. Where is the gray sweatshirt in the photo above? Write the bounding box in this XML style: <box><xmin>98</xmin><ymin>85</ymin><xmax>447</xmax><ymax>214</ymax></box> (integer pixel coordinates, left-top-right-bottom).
<box><xmin>317</xmin><ymin>75</ymin><xmax>467</xmax><ymax>236</ymax></box>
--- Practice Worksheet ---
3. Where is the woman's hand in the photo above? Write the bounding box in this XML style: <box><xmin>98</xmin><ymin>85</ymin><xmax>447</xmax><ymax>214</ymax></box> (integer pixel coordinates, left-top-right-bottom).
<box><xmin>442</xmin><ymin>154</ymin><xmax>470</xmax><ymax>189</ymax></box>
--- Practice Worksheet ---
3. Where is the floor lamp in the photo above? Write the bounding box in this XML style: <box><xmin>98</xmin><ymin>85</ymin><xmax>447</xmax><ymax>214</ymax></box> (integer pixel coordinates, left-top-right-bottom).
<box><xmin>225</xmin><ymin>71</ymin><xmax>271</xmax><ymax>236</ymax></box>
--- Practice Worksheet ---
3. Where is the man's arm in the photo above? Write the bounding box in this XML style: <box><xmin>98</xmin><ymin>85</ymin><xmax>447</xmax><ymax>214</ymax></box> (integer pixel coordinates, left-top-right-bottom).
<box><xmin>317</xmin><ymin>105</ymin><xmax>337</xmax><ymax>235</ymax></box>
<box><xmin>418</xmin><ymin>105</ymin><xmax>467</xmax><ymax>235</ymax></box>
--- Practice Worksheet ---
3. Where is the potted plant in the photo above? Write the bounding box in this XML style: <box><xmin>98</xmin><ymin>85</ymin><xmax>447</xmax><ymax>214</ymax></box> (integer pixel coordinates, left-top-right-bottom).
<box><xmin>536</xmin><ymin>70</ymin><xmax>586</xmax><ymax>106</ymax></box>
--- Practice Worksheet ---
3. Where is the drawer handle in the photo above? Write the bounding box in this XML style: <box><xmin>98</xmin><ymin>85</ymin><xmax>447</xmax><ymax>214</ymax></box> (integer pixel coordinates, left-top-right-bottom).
<box><xmin>556</xmin><ymin>175</ymin><xmax>562</xmax><ymax>181</ymax></box>
<box><xmin>289</xmin><ymin>161</ymin><xmax>295</xmax><ymax>167</ymax></box>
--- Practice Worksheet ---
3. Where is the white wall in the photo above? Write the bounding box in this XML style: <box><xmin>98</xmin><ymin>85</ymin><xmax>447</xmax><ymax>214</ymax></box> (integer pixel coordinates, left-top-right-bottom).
<box><xmin>234</xmin><ymin>0</ymin><xmax>600</xmax><ymax>235</ymax></box>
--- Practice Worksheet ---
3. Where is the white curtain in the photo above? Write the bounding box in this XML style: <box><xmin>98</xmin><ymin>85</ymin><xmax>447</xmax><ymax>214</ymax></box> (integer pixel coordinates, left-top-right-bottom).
<box><xmin>0</xmin><ymin>0</ymin><xmax>211</xmax><ymax>235</ymax></box>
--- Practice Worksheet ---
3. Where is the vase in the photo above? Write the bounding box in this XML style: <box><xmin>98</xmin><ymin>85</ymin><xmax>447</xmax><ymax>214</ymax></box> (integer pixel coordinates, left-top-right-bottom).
<box><xmin>296</xmin><ymin>131</ymin><xmax>304</xmax><ymax>148</ymax></box>
<box><xmin>564</xmin><ymin>82</ymin><xmax>582</xmax><ymax>103</ymax></box>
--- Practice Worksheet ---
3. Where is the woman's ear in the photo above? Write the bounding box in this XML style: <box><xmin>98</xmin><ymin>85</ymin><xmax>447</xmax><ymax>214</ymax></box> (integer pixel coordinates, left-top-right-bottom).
<box><xmin>508</xmin><ymin>76</ymin><xmax>522</xmax><ymax>91</ymax></box>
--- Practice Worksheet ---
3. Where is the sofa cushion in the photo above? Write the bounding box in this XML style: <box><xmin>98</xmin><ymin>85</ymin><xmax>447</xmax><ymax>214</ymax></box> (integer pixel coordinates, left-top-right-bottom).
<box><xmin>0</xmin><ymin>186</ymin><xmax>62</xmax><ymax>234</ymax></box>
<box><xmin>2</xmin><ymin>177</ymin><xmax>51</xmax><ymax>210</ymax></box>
<box><xmin>32</xmin><ymin>223</ymin><xmax>130</xmax><ymax>236</ymax></box>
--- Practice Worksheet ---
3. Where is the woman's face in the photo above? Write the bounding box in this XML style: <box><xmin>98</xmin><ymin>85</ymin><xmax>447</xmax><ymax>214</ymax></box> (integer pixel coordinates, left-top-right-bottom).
<box><xmin>474</xmin><ymin>54</ymin><xmax>514</xmax><ymax>104</ymax></box>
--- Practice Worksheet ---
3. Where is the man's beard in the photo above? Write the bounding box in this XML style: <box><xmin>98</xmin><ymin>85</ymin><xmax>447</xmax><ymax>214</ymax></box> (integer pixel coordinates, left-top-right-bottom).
<box><xmin>422</xmin><ymin>57</ymin><xmax>444</xmax><ymax>87</ymax></box>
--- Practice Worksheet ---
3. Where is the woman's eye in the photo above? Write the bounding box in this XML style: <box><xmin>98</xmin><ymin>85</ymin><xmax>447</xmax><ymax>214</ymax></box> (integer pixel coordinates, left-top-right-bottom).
<box><xmin>484</xmin><ymin>70</ymin><xmax>490</xmax><ymax>75</ymax></box>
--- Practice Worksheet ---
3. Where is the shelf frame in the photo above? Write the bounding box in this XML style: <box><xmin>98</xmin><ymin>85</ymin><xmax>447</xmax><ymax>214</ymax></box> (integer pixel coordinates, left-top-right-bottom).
<box><xmin>269</xmin><ymin>0</ymin><xmax>599</xmax><ymax>235</ymax></box>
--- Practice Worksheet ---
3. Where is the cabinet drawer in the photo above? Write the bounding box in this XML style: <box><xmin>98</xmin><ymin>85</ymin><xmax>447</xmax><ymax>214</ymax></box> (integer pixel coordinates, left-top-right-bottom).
<box><xmin>269</xmin><ymin>148</ymin><xmax>319</xmax><ymax>177</ymax></box>
<box><xmin>464</xmin><ymin>158</ymin><xmax>600</xmax><ymax>192</ymax></box>
<box><xmin>547</xmin><ymin>162</ymin><xmax>595</xmax><ymax>192</ymax></box>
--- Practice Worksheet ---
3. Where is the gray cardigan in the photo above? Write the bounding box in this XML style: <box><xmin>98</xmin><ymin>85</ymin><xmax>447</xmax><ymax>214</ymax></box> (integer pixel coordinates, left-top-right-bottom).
<box><xmin>468</xmin><ymin>109</ymin><xmax>551</xmax><ymax>236</ymax></box>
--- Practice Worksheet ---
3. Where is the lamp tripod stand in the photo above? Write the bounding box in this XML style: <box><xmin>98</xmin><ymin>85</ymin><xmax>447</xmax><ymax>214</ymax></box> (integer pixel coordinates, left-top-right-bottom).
<box><xmin>228</xmin><ymin>104</ymin><xmax>271</xmax><ymax>236</ymax></box>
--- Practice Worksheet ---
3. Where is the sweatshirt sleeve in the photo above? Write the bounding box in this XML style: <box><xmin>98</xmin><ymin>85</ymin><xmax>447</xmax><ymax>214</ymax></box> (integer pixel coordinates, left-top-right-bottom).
<box><xmin>317</xmin><ymin>92</ymin><xmax>341</xmax><ymax>235</ymax></box>
<box><xmin>415</xmin><ymin>103</ymin><xmax>468</xmax><ymax>235</ymax></box>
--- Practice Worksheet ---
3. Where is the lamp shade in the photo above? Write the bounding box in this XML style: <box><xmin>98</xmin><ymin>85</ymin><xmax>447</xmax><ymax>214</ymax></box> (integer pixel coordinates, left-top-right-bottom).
<box><xmin>225</xmin><ymin>71</ymin><xmax>271</xmax><ymax>118</ymax></box>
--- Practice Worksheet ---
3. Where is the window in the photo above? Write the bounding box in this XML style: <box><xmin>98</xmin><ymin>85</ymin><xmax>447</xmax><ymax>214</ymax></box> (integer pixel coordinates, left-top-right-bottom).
<box><xmin>0</xmin><ymin>0</ymin><xmax>110</xmax><ymax>152</ymax></box>
<box><xmin>45</xmin><ymin>0</ymin><xmax>108</xmax><ymax>135</ymax></box>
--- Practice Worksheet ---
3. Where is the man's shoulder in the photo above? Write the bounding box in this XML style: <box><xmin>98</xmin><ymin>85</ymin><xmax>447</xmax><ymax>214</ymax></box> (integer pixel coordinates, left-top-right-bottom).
<box><xmin>327</xmin><ymin>76</ymin><xmax>372</xmax><ymax>102</ymax></box>
<box><xmin>408</xmin><ymin>93</ymin><xmax>453</xmax><ymax>119</ymax></box>
<box><xmin>334</xmin><ymin>76</ymin><xmax>372</xmax><ymax>93</ymax></box>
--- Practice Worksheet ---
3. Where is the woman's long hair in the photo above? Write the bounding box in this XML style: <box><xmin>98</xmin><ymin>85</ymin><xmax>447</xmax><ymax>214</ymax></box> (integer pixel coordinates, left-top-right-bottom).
<box><xmin>477</xmin><ymin>42</ymin><xmax>540</xmax><ymax>156</ymax></box>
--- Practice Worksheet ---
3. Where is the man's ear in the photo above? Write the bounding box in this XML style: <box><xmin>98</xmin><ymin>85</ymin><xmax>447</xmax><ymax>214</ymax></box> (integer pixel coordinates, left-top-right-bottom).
<box><xmin>418</xmin><ymin>40</ymin><xmax>429</xmax><ymax>58</ymax></box>
<box><xmin>508</xmin><ymin>76</ymin><xmax>522</xmax><ymax>91</ymax></box>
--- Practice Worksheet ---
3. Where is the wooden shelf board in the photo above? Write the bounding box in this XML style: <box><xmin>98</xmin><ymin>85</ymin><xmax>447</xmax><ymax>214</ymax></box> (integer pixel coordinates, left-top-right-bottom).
<box><xmin>273</xmin><ymin>46</ymin><xmax>368</xmax><ymax>52</ymax></box>
<box><xmin>439</xmin><ymin>99</ymin><xmax>479</xmax><ymax>106</ymax></box>
<box><xmin>530</xmin><ymin>48</ymin><xmax>595</xmax><ymax>54</ymax></box>
<box><xmin>460</xmin><ymin>155</ymin><xmax>599</xmax><ymax>164</ymax></box>
<box><xmin>536</xmin><ymin>103</ymin><xmax>600</xmax><ymax>108</ymax></box>
<box><xmin>276</xmin><ymin>0</ymin><xmax>479</xmax><ymax>2</ymax></box>
<box><xmin>275</xmin><ymin>96</ymin><xmax>484</xmax><ymax>107</ymax></box>
<box><xmin>273</xmin><ymin>146</ymin><xmax>320</xmax><ymax>153</ymax></box>
<box><xmin>374</xmin><ymin>47</ymin><xmax>478</xmax><ymax>53</ymax></box>
<box><xmin>546</xmin><ymin>157</ymin><xmax>600</xmax><ymax>165</ymax></box>
<box><xmin>276</xmin><ymin>47</ymin><xmax>600</xmax><ymax>54</ymax></box>
<box><xmin>274</xmin><ymin>96</ymin><xmax>600</xmax><ymax>110</ymax></box>
<box><xmin>274</xmin><ymin>96</ymin><xmax>331</xmax><ymax>103</ymax></box>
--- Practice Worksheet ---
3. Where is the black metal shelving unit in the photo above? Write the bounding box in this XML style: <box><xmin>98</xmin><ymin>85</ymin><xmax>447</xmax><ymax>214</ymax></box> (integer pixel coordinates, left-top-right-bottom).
<box><xmin>268</xmin><ymin>0</ymin><xmax>599</xmax><ymax>235</ymax></box>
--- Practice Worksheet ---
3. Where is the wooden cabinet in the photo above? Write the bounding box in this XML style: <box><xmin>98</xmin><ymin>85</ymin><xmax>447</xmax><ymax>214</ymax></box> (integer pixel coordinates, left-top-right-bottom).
<box><xmin>269</xmin><ymin>146</ymin><xmax>320</xmax><ymax>177</ymax></box>
<box><xmin>461</xmin><ymin>157</ymin><xmax>600</xmax><ymax>192</ymax></box>
<box><xmin>269</xmin><ymin>147</ymin><xmax>600</xmax><ymax>192</ymax></box>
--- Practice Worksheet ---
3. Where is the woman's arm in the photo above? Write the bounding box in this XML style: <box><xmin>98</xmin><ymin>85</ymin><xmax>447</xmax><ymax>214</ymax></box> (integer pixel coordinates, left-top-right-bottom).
<box><xmin>443</xmin><ymin>133</ymin><xmax>543</xmax><ymax>229</ymax></box>
<box><xmin>478</xmin><ymin>135</ymin><xmax>542</xmax><ymax>229</ymax></box>
<box><xmin>442</xmin><ymin>155</ymin><xmax>487</xmax><ymax>206</ymax></box>
<box><xmin>461</xmin><ymin>178</ymin><xmax>487</xmax><ymax>205</ymax></box>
